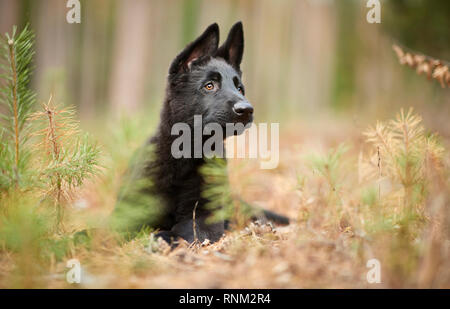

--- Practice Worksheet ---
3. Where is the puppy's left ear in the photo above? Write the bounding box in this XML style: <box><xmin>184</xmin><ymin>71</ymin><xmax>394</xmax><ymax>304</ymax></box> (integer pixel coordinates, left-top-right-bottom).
<box><xmin>216</xmin><ymin>21</ymin><xmax>244</xmax><ymax>71</ymax></box>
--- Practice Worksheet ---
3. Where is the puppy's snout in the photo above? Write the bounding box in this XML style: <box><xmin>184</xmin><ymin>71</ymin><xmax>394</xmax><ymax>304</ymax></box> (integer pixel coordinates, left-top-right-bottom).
<box><xmin>232</xmin><ymin>102</ymin><xmax>254</xmax><ymax>116</ymax></box>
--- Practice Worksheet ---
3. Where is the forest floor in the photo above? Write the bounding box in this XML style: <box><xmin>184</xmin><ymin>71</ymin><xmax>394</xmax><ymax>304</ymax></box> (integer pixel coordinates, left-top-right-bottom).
<box><xmin>1</xmin><ymin>114</ymin><xmax>449</xmax><ymax>288</ymax></box>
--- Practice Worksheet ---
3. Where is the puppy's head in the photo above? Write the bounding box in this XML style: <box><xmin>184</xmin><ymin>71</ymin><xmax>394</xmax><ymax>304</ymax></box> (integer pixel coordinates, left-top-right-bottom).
<box><xmin>167</xmin><ymin>22</ymin><xmax>253</xmax><ymax>131</ymax></box>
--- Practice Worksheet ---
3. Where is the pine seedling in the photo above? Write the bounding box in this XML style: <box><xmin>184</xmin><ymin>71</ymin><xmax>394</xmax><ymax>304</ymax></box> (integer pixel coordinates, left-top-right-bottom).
<box><xmin>360</xmin><ymin>109</ymin><xmax>447</xmax><ymax>284</ymax></box>
<box><xmin>31</xmin><ymin>96</ymin><xmax>101</xmax><ymax>232</ymax></box>
<box><xmin>112</xmin><ymin>142</ymin><xmax>165</xmax><ymax>238</ymax></box>
<box><xmin>200</xmin><ymin>157</ymin><xmax>255</xmax><ymax>227</ymax></box>
<box><xmin>0</xmin><ymin>24</ymin><xmax>36</xmax><ymax>189</ymax></box>
<box><xmin>0</xmin><ymin>130</ymin><xmax>15</xmax><ymax>188</ymax></box>
<box><xmin>201</xmin><ymin>156</ymin><xmax>235</xmax><ymax>223</ymax></box>
<box><xmin>305</xmin><ymin>144</ymin><xmax>349</xmax><ymax>228</ymax></box>
<box><xmin>363</xmin><ymin>108</ymin><xmax>445</xmax><ymax>220</ymax></box>
<box><xmin>306</xmin><ymin>144</ymin><xmax>349</xmax><ymax>192</ymax></box>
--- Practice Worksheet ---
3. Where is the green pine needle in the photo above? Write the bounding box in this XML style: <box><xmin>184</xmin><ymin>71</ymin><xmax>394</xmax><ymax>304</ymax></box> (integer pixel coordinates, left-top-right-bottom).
<box><xmin>0</xmin><ymin>24</ymin><xmax>36</xmax><ymax>188</ymax></box>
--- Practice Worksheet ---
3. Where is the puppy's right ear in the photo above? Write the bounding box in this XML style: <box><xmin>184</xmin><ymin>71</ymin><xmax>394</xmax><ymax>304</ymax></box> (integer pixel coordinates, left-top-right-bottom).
<box><xmin>169</xmin><ymin>23</ymin><xmax>219</xmax><ymax>75</ymax></box>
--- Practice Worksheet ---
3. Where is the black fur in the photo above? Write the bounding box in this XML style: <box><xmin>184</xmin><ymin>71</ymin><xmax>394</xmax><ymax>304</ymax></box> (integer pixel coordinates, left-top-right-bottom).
<box><xmin>112</xmin><ymin>22</ymin><xmax>289</xmax><ymax>245</ymax></box>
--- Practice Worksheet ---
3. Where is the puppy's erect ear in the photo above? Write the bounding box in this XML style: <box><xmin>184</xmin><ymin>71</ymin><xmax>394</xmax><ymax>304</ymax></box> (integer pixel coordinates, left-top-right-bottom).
<box><xmin>169</xmin><ymin>23</ymin><xmax>219</xmax><ymax>75</ymax></box>
<box><xmin>216</xmin><ymin>21</ymin><xmax>244</xmax><ymax>71</ymax></box>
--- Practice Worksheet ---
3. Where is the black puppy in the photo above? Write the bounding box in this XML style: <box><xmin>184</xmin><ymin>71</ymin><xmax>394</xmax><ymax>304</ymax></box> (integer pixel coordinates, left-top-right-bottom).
<box><xmin>112</xmin><ymin>22</ymin><xmax>288</xmax><ymax>244</ymax></box>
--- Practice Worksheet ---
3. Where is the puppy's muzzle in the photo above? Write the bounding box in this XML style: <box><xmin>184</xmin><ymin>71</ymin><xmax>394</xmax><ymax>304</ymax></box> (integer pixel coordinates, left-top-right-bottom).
<box><xmin>232</xmin><ymin>101</ymin><xmax>254</xmax><ymax>117</ymax></box>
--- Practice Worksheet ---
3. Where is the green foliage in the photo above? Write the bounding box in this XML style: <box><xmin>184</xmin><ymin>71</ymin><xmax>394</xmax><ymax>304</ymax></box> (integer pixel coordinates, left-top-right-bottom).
<box><xmin>106</xmin><ymin>114</ymin><xmax>154</xmax><ymax>166</ymax></box>
<box><xmin>306</xmin><ymin>143</ymin><xmax>349</xmax><ymax>192</ymax></box>
<box><xmin>303</xmin><ymin>144</ymin><xmax>349</xmax><ymax>229</ymax></box>
<box><xmin>383</xmin><ymin>0</ymin><xmax>450</xmax><ymax>60</ymax></box>
<box><xmin>200</xmin><ymin>157</ymin><xmax>254</xmax><ymax>225</ymax></box>
<box><xmin>332</xmin><ymin>1</ymin><xmax>359</xmax><ymax>110</ymax></box>
<box><xmin>32</xmin><ymin>102</ymin><xmax>101</xmax><ymax>193</ymax></box>
<box><xmin>0</xmin><ymin>130</ymin><xmax>15</xmax><ymax>188</ymax></box>
<box><xmin>0</xmin><ymin>196</ymin><xmax>49</xmax><ymax>252</ymax></box>
<box><xmin>31</xmin><ymin>100</ymin><xmax>101</xmax><ymax>231</ymax></box>
<box><xmin>200</xmin><ymin>156</ymin><xmax>234</xmax><ymax>222</ymax></box>
<box><xmin>361</xmin><ymin>186</ymin><xmax>377</xmax><ymax>208</ymax></box>
<box><xmin>0</xmin><ymin>197</ymin><xmax>72</xmax><ymax>262</ymax></box>
<box><xmin>0</xmin><ymin>193</ymin><xmax>72</xmax><ymax>287</ymax></box>
<box><xmin>111</xmin><ymin>143</ymin><xmax>164</xmax><ymax>238</ymax></box>
<box><xmin>363</xmin><ymin>108</ymin><xmax>445</xmax><ymax>214</ymax></box>
<box><xmin>181</xmin><ymin>0</ymin><xmax>201</xmax><ymax>47</ymax></box>
<box><xmin>359</xmin><ymin>109</ymin><xmax>447</xmax><ymax>285</ymax></box>
<box><xmin>0</xmin><ymin>24</ymin><xmax>101</xmax><ymax>285</ymax></box>
<box><xmin>0</xmin><ymin>24</ymin><xmax>36</xmax><ymax>188</ymax></box>
<box><xmin>41</xmin><ymin>134</ymin><xmax>100</xmax><ymax>188</ymax></box>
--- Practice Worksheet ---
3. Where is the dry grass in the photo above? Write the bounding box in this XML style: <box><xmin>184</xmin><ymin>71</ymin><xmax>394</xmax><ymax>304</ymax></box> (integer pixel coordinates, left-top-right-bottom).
<box><xmin>0</xmin><ymin>112</ymin><xmax>449</xmax><ymax>289</ymax></box>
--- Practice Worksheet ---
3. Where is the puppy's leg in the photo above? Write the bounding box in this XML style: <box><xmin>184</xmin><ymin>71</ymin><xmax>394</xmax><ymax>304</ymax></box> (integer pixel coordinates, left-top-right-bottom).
<box><xmin>171</xmin><ymin>215</ymin><xmax>225</xmax><ymax>243</ymax></box>
<box><xmin>257</xmin><ymin>209</ymin><xmax>290</xmax><ymax>225</ymax></box>
<box><xmin>239</xmin><ymin>198</ymin><xmax>290</xmax><ymax>225</ymax></box>
<box><xmin>155</xmin><ymin>230</ymin><xmax>177</xmax><ymax>243</ymax></box>
<box><xmin>154</xmin><ymin>230</ymin><xmax>180</xmax><ymax>248</ymax></box>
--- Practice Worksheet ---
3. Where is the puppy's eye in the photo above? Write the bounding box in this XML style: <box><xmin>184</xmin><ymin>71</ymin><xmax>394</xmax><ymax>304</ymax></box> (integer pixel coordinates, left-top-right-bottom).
<box><xmin>238</xmin><ymin>87</ymin><xmax>244</xmax><ymax>95</ymax></box>
<box><xmin>204</xmin><ymin>82</ymin><xmax>215</xmax><ymax>91</ymax></box>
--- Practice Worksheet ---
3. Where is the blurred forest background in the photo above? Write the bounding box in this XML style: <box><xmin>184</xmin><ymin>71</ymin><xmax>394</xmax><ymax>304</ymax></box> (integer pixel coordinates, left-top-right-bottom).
<box><xmin>0</xmin><ymin>0</ymin><xmax>449</xmax><ymax>289</ymax></box>
<box><xmin>0</xmin><ymin>0</ymin><xmax>449</xmax><ymax>133</ymax></box>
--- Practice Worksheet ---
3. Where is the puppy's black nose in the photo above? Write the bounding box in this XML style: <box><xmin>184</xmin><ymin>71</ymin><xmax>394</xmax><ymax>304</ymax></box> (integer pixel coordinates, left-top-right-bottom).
<box><xmin>233</xmin><ymin>102</ymin><xmax>254</xmax><ymax>116</ymax></box>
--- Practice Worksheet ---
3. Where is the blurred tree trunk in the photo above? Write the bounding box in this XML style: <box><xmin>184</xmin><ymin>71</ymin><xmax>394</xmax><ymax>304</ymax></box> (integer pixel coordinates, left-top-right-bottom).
<box><xmin>79</xmin><ymin>0</ymin><xmax>115</xmax><ymax>118</ymax></box>
<box><xmin>180</xmin><ymin>0</ymin><xmax>201</xmax><ymax>46</ymax></box>
<box><xmin>0</xmin><ymin>0</ymin><xmax>19</xmax><ymax>34</ymax></box>
<box><xmin>108</xmin><ymin>0</ymin><xmax>152</xmax><ymax>114</ymax></box>
<box><xmin>331</xmin><ymin>1</ymin><xmax>359</xmax><ymax>110</ymax></box>
<box><xmin>34</xmin><ymin>0</ymin><xmax>71</xmax><ymax>103</ymax></box>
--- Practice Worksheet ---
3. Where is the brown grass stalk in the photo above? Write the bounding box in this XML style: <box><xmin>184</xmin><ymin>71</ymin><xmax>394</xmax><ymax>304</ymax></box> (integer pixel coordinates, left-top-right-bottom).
<box><xmin>192</xmin><ymin>201</ymin><xmax>198</xmax><ymax>242</ymax></box>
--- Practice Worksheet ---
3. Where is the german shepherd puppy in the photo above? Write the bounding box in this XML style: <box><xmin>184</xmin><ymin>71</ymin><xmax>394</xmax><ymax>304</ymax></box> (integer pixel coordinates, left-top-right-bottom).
<box><xmin>112</xmin><ymin>22</ymin><xmax>288</xmax><ymax>244</ymax></box>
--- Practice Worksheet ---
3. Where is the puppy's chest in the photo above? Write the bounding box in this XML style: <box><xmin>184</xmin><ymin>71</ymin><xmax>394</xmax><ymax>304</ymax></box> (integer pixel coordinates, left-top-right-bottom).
<box><xmin>154</xmin><ymin>157</ymin><xmax>204</xmax><ymax>199</ymax></box>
